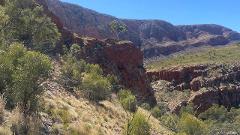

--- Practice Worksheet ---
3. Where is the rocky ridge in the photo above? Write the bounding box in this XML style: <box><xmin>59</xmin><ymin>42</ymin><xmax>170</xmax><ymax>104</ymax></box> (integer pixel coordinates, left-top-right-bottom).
<box><xmin>42</xmin><ymin>0</ymin><xmax>240</xmax><ymax>58</ymax></box>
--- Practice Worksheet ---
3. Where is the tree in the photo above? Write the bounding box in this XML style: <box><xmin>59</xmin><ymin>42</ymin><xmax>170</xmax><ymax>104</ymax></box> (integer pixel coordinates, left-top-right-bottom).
<box><xmin>11</xmin><ymin>50</ymin><xmax>51</xmax><ymax>113</ymax></box>
<box><xmin>0</xmin><ymin>43</ymin><xmax>52</xmax><ymax>112</ymax></box>
<box><xmin>0</xmin><ymin>43</ymin><xmax>27</xmax><ymax>93</ymax></box>
<box><xmin>2</xmin><ymin>0</ymin><xmax>60</xmax><ymax>52</ymax></box>
<box><xmin>109</xmin><ymin>20</ymin><xmax>127</xmax><ymax>40</ymax></box>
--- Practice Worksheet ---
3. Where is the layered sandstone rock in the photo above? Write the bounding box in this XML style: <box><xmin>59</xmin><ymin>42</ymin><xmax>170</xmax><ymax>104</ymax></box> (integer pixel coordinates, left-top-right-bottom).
<box><xmin>147</xmin><ymin>65</ymin><xmax>207</xmax><ymax>90</ymax></box>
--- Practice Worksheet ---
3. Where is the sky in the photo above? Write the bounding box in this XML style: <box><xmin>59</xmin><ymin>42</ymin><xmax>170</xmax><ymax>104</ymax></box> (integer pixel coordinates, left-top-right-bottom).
<box><xmin>62</xmin><ymin>0</ymin><xmax>239</xmax><ymax>32</ymax></box>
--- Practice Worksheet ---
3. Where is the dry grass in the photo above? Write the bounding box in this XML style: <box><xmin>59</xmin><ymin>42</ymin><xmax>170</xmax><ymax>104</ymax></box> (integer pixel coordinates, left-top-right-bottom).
<box><xmin>38</xmin><ymin>59</ymin><xmax>174</xmax><ymax>135</ymax></box>
<box><xmin>42</xmin><ymin>87</ymin><xmax>129</xmax><ymax>135</ymax></box>
<box><xmin>0</xmin><ymin>96</ymin><xmax>5</xmax><ymax>125</ymax></box>
<box><xmin>41</xmin><ymin>85</ymin><xmax>173</xmax><ymax>135</ymax></box>
<box><xmin>138</xmin><ymin>108</ymin><xmax>174</xmax><ymax>135</ymax></box>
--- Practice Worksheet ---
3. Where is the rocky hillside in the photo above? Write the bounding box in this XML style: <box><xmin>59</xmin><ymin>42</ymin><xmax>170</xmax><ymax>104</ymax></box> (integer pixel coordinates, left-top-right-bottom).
<box><xmin>43</xmin><ymin>0</ymin><xmax>240</xmax><ymax>58</ymax></box>
<box><xmin>146</xmin><ymin>44</ymin><xmax>240</xmax><ymax>114</ymax></box>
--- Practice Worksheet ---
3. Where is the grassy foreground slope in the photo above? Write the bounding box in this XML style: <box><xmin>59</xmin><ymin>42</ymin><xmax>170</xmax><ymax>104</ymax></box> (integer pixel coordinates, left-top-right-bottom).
<box><xmin>42</xmin><ymin>61</ymin><xmax>173</xmax><ymax>135</ymax></box>
<box><xmin>146</xmin><ymin>44</ymin><xmax>240</xmax><ymax>71</ymax></box>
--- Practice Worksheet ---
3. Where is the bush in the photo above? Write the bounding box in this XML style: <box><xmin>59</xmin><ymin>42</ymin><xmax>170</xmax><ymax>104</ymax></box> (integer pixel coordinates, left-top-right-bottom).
<box><xmin>81</xmin><ymin>72</ymin><xmax>111</xmax><ymax>101</ymax></box>
<box><xmin>70</xmin><ymin>44</ymin><xmax>82</xmax><ymax>58</ymax></box>
<box><xmin>178</xmin><ymin>113</ymin><xmax>207</xmax><ymax>135</ymax></box>
<box><xmin>151</xmin><ymin>102</ymin><xmax>169</xmax><ymax>118</ymax></box>
<box><xmin>160</xmin><ymin>114</ymin><xmax>179</xmax><ymax>132</ymax></box>
<box><xmin>3</xmin><ymin>0</ymin><xmax>61</xmax><ymax>52</ymax></box>
<box><xmin>106</xmin><ymin>74</ymin><xmax>120</xmax><ymax>92</ymax></box>
<box><xmin>198</xmin><ymin>104</ymin><xmax>228</xmax><ymax>122</ymax></box>
<box><xmin>61</xmin><ymin>56</ymin><xmax>87</xmax><ymax>88</ymax></box>
<box><xmin>62</xmin><ymin>55</ymin><xmax>114</xmax><ymax>101</ymax></box>
<box><xmin>118</xmin><ymin>89</ymin><xmax>137</xmax><ymax>112</ymax></box>
<box><xmin>0</xmin><ymin>43</ymin><xmax>52</xmax><ymax>112</ymax></box>
<box><xmin>151</xmin><ymin>106</ymin><xmax>164</xmax><ymax>118</ymax></box>
<box><xmin>124</xmin><ymin>111</ymin><xmax>150</xmax><ymax>135</ymax></box>
<box><xmin>10</xmin><ymin>50</ymin><xmax>51</xmax><ymax>112</ymax></box>
<box><xmin>180</xmin><ymin>103</ymin><xmax>194</xmax><ymax>115</ymax></box>
<box><xmin>61</xmin><ymin>55</ymin><xmax>104</xmax><ymax>87</ymax></box>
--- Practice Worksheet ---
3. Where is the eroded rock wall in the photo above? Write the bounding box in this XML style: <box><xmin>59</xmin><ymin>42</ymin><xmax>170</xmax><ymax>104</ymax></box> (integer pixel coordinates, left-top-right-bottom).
<box><xmin>81</xmin><ymin>38</ymin><xmax>156</xmax><ymax>103</ymax></box>
<box><xmin>150</xmin><ymin>64</ymin><xmax>240</xmax><ymax>114</ymax></box>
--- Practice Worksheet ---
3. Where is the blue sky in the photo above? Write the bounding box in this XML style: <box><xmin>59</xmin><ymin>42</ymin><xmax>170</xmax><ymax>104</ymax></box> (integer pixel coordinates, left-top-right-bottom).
<box><xmin>62</xmin><ymin>0</ymin><xmax>239</xmax><ymax>32</ymax></box>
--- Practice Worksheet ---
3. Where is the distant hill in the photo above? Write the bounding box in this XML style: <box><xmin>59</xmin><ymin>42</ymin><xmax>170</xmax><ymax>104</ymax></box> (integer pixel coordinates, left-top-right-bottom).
<box><xmin>44</xmin><ymin>0</ymin><xmax>240</xmax><ymax>58</ymax></box>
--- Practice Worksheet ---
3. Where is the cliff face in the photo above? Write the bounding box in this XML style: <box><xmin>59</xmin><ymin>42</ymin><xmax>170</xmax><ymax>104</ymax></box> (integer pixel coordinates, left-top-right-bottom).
<box><xmin>81</xmin><ymin>38</ymin><xmax>156</xmax><ymax>103</ymax></box>
<box><xmin>36</xmin><ymin>0</ymin><xmax>156</xmax><ymax>103</ymax></box>
<box><xmin>189</xmin><ymin>86</ymin><xmax>240</xmax><ymax>114</ymax></box>
<box><xmin>150</xmin><ymin>64</ymin><xmax>240</xmax><ymax>113</ymax></box>
<box><xmin>42</xmin><ymin>0</ymin><xmax>240</xmax><ymax>58</ymax></box>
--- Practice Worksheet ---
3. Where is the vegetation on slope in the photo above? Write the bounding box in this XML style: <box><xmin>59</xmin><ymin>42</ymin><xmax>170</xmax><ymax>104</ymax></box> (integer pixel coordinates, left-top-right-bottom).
<box><xmin>0</xmin><ymin>0</ymin><xmax>239</xmax><ymax>135</ymax></box>
<box><xmin>146</xmin><ymin>44</ymin><xmax>240</xmax><ymax>71</ymax></box>
<box><xmin>0</xmin><ymin>1</ymin><xmax>173</xmax><ymax>134</ymax></box>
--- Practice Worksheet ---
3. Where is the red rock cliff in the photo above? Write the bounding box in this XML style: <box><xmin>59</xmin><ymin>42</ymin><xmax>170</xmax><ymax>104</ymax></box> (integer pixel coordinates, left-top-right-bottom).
<box><xmin>81</xmin><ymin>38</ymin><xmax>156</xmax><ymax>103</ymax></box>
<box><xmin>147</xmin><ymin>65</ymin><xmax>207</xmax><ymax>91</ymax></box>
<box><xmin>36</xmin><ymin>0</ymin><xmax>156</xmax><ymax>103</ymax></box>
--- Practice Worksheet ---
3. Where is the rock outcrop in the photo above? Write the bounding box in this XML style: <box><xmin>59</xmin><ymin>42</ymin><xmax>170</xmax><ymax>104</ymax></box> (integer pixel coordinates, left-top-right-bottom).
<box><xmin>147</xmin><ymin>65</ymin><xmax>207</xmax><ymax>90</ymax></box>
<box><xmin>172</xmin><ymin>85</ymin><xmax>240</xmax><ymax>114</ymax></box>
<box><xmin>189</xmin><ymin>86</ymin><xmax>240</xmax><ymax>114</ymax></box>
<box><xmin>81</xmin><ymin>38</ymin><xmax>156</xmax><ymax>103</ymax></box>
<box><xmin>41</xmin><ymin>0</ymin><xmax>240</xmax><ymax>58</ymax></box>
<box><xmin>151</xmin><ymin>64</ymin><xmax>240</xmax><ymax>114</ymax></box>
<box><xmin>36</xmin><ymin>0</ymin><xmax>156</xmax><ymax>104</ymax></box>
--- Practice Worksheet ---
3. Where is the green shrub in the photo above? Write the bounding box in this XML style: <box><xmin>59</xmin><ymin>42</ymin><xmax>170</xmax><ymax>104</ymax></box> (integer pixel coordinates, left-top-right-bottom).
<box><xmin>151</xmin><ymin>106</ymin><xmax>164</xmax><ymax>118</ymax></box>
<box><xmin>0</xmin><ymin>43</ymin><xmax>51</xmax><ymax>112</ymax></box>
<box><xmin>180</xmin><ymin>103</ymin><xmax>194</xmax><ymax>115</ymax></box>
<box><xmin>106</xmin><ymin>74</ymin><xmax>120</xmax><ymax>92</ymax></box>
<box><xmin>61</xmin><ymin>55</ymin><xmax>104</xmax><ymax>86</ymax></box>
<box><xmin>198</xmin><ymin>104</ymin><xmax>228</xmax><ymax>122</ymax></box>
<box><xmin>61</xmin><ymin>55</ymin><xmax>114</xmax><ymax>101</ymax></box>
<box><xmin>118</xmin><ymin>89</ymin><xmax>137</xmax><ymax>112</ymax></box>
<box><xmin>160</xmin><ymin>114</ymin><xmax>179</xmax><ymax>132</ymax></box>
<box><xmin>3</xmin><ymin>0</ymin><xmax>61</xmax><ymax>52</ymax></box>
<box><xmin>61</xmin><ymin>56</ymin><xmax>87</xmax><ymax>88</ymax></box>
<box><xmin>124</xmin><ymin>111</ymin><xmax>150</xmax><ymax>135</ymax></box>
<box><xmin>70</xmin><ymin>44</ymin><xmax>82</xmax><ymax>58</ymax></box>
<box><xmin>81</xmin><ymin>72</ymin><xmax>111</xmax><ymax>101</ymax></box>
<box><xmin>178</xmin><ymin>113</ymin><xmax>207</xmax><ymax>135</ymax></box>
<box><xmin>151</xmin><ymin>102</ymin><xmax>169</xmax><ymax>118</ymax></box>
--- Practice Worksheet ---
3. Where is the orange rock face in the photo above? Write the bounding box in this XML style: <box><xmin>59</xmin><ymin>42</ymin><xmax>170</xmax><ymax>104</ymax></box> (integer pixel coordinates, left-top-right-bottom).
<box><xmin>81</xmin><ymin>39</ymin><xmax>156</xmax><ymax>103</ymax></box>
<box><xmin>147</xmin><ymin>65</ymin><xmax>207</xmax><ymax>91</ymax></box>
